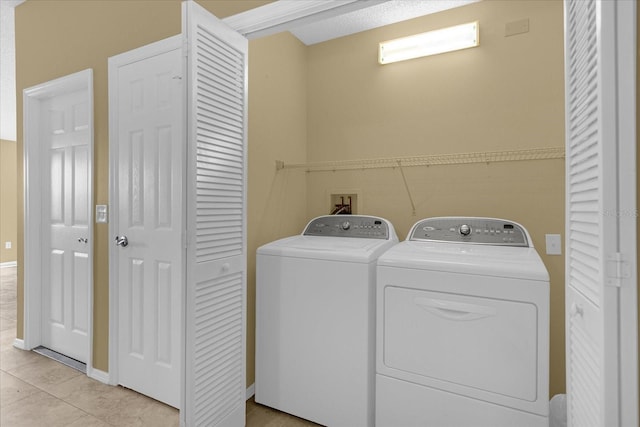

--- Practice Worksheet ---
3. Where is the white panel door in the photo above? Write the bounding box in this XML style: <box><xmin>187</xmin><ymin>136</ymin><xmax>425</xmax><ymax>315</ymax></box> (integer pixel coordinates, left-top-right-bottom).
<box><xmin>41</xmin><ymin>89</ymin><xmax>91</xmax><ymax>363</ymax></box>
<box><xmin>112</xmin><ymin>43</ymin><xmax>183</xmax><ymax>408</ymax></box>
<box><xmin>182</xmin><ymin>2</ymin><xmax>248</xmax><ymax>426</ymax></box>
<box><xmin>564</xmin><ymin>1</ymin><xmax>638</xmax><ymax>426</ymax></box>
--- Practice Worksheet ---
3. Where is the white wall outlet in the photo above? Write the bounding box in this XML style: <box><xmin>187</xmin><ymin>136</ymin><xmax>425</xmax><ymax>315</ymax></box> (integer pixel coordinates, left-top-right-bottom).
<box><xmin>545</xmin><ymin>234</ymin><xmax>562</xmax><ymax>255</ymax></box>
<box><xmin>4</xmin><ymin>241</ymin><xmax>11</xmax><ymax>249</ymax></box>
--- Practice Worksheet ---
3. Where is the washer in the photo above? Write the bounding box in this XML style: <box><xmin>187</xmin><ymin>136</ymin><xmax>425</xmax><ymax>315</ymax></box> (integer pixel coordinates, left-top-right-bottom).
<box><xmin>256</xmin><ymin>215</ymin><xmax>398</xmax><ymax>427</ymax></box>
<box><xmin>376</xmin><ymin>217</ymin><xmax>549</xmax><ymax>427</ymax></box>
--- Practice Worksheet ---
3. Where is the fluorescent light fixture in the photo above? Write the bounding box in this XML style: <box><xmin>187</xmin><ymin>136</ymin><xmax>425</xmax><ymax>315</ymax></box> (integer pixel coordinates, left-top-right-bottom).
<box><xmin>379</xmin><ymin>21</ymin><xmax>479</xmax><ymax>64</ymax></box>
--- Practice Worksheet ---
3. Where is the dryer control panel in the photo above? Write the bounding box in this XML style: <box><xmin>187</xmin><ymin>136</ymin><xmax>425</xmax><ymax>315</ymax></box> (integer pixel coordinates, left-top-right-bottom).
<box><xmin>408</xmin><ymin>217</ymin><xmax>530</xmax><ymax>247</ymax></box>
<box><xmin>303</xmin><ymin>215</ymin><xmax>393</xmax><ymax>239</ymax></box>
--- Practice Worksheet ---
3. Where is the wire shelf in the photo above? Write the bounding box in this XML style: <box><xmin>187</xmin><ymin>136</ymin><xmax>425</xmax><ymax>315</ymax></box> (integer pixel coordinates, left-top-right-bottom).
<box><xmin>276</xmin><ymin>146</ymin><xmax>565</xmax><ymax>172</ymax></box>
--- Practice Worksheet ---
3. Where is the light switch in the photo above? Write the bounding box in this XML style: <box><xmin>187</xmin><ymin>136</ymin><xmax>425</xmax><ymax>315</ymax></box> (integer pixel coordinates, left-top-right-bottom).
<box><xmin>96</xmin><ymin>205</ymin><xmax>108</xmax><ymax>223</ymax></box>
<box><xmin>545</xmin><ymin>234</ymin><xmax>562</xmax><ymax>255</ymax></box>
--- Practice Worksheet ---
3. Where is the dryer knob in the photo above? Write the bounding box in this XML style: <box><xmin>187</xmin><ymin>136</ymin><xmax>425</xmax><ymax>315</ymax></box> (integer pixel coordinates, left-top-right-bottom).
<box><xmin>341</xmin><ymin>221</ymin><xmax>351</xmax><ymax>230</ymax></box>
<box><xmin>459</xmin><ymin>224</ymin><xmax>471</xmax><ymax>236</ymax></box>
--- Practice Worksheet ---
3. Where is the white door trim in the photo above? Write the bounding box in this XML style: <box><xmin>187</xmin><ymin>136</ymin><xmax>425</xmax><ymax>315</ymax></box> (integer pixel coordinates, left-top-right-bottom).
<box><xmin>107</xmin><ymin>35</ymin><xmax>183</xmax><ymax>386</ymax></box>
<box><xmin>614</xmin><ymin>0</ymin><xmax>638</xmax><ymax>423</ymax></box>
<box><xmin>23</xmin><ymin>68</ymin><xmax>95</xmax><ymax>373</ymax></box>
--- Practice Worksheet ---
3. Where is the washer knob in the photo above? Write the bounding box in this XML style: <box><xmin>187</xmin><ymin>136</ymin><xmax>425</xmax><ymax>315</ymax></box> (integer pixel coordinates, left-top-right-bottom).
<box><xmin>341</xmin><ymin>221</ymin><xmax>351</xmax><ymax>230</ymax></box>
<box><xmin>459</xmin><ymin>224</ymin><xmax>471</xmax><ymax>236</ymax></box>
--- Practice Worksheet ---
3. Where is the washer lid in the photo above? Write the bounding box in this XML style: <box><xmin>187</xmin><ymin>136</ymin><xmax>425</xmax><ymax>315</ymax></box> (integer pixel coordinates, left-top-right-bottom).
<box><xmin>377</xmin><ymin>240</ymin><xmax>549</xmax><ymax>282</ymax></box>
<box><xmin>258</xmin><ymin>235</ymin><xmax>398</xmax><ymax>262</ymax></box>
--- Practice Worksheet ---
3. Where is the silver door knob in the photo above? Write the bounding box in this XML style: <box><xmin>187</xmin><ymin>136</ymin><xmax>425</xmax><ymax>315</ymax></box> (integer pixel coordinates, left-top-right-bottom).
<box><xmin>115</xmin><ymin>235</ymin><xmax>128</xmax><ymax>247</ymax></box>
<box><xmin>78</xmin><ymin>237</ymin><xmax>88</xmax><ymax>244</ymax></box>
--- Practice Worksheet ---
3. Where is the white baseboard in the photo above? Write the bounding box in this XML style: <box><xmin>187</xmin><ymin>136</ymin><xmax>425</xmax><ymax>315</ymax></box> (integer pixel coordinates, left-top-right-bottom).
<box><xmin>246</xmin><ymin>383</ymin><xmax>255</xmax><ymax>400</ymax></box>
<box><xmin>0</xmin><ymin>261</ymin><xmax>17</xmax><ymax>268</ymax></box>
<box><xmin>15</xmin><ymin>333</ymin><xmax>255</xmax><ymax>404</ymax></box>
<box><xmin>87</xmin><ymin>367</ymin><xmax>110</xmax><ymax>384</ymax></box>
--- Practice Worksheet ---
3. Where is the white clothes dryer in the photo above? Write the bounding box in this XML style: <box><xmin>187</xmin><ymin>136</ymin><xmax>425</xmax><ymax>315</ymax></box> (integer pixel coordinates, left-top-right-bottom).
<box><xmin>376</xmin><ymin>217</ymin><xmax>549</xmax><ymax>427</ymax></box>
<box><xmin>256</xmin><ymin>215</ymin><xmax>398</xmax><ymax>427</ymax></box>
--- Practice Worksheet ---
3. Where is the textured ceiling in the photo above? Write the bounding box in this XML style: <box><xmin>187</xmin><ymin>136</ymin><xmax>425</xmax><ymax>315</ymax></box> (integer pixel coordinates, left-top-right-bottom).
<box><xmin>223</xmin><ymin>0</ymin><xmax>480</xmax><ymax>45</ymax></box>
<box><xmin>290</xmin><ymin>0</ymin><xmax>480</xmax><ymax>45</ymax></box>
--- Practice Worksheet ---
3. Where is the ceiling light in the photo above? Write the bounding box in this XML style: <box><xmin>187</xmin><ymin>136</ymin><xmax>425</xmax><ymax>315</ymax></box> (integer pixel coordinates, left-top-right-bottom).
<box><xmin>379</xmin><ymin>21</ymin><xmax>479</xmax><ymax>64</ymax></box>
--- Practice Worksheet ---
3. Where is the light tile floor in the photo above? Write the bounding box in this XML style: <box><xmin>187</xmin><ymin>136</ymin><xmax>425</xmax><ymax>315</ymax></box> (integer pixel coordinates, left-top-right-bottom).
<box><xmin>0</xmin><ymin>266</ymin><xmax>319</xmax><ymax>426</ymax></box>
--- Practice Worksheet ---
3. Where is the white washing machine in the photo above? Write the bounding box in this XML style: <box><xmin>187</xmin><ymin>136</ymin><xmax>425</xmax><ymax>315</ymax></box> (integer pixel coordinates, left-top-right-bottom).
<box><xmin>255</xmin><ymin>215</ymin><xmax>398</xmax><ymax>427</ymax></box>
<box><xmin>376</xmin><ymin>217</ymin><xmax>549</xmax><ymax>427</ymax></box>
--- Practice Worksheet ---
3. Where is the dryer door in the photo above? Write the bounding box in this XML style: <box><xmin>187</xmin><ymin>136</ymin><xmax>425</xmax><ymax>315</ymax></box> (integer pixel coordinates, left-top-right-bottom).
<box><xmin>377</xmin><ymin>256</ymin><xmax>549</xmax><ymax>419</ymax></box>
<box><xmin>383</xmin><ymin>286</ymin><xmax>537</xmax><ymax>400</ymax></box>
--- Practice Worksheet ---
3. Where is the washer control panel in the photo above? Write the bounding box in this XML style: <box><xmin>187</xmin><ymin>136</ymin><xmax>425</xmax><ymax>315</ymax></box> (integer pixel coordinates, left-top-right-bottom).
<box><xmin>409</xmin><ymin>217</ymin><xmax>530</xmax><ymax>247</ymax></box>
<box><xmin>303</xmin><ymin>215</ymin><xmax>392</xmax><ymax>239</ymax></box>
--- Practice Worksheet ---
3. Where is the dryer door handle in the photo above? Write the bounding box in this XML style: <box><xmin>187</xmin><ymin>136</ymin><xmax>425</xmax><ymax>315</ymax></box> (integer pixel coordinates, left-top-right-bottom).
<box><xmin>414</xmin><ymin>297</ymin><xmax>497</xmax><ymax>322</ymax></box>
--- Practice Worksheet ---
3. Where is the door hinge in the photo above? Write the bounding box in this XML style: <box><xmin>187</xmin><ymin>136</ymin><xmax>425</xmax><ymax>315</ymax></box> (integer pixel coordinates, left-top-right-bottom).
<box><xmin>605</xmin><ymin>252</ymin><xmax>631</xmax><ymax>287</ymax></box>
<box><xmin>182</xmin><ymin>38</ymin><xmax>189</xmax><ymax>58</ymax></box>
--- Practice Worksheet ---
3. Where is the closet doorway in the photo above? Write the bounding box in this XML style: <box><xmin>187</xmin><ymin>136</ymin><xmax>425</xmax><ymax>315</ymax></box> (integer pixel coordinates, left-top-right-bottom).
<box><xmin>108</xmin><ymin>3</ymin><xmax>249</xmax><ymax>425</ymax></box>
<box><xmin>23</xmin><ymin>69</ymin><xmax>94</xmax><ymax>372</ymax></box>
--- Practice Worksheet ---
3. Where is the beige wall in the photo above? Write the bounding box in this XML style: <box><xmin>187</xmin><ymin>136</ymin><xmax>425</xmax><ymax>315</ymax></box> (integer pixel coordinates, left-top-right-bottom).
<box><xmin>13</xmin><ymin>0</ymin><xmax>291</xmax><ymax>377</ymax></box>
<box><xmin>15</xmin><ymin>0</ymin><xmax>568</xmax><ymax>397</ymax></box>
<box><xmin>247</xmin><ymin>32</ymin><xmax>308</xmax><ymax>386</ymax></box>
<box><xmin>305</xmin><ymin>0</ymin><xmax>566</xmax><ymax>396</ymax></box>
<box><xmin>16</xmin><ymin>0</ymin><xmax>182</xmax><ymax>372</ymax></box>
<box><xmin>0</xmin><ymin>139</ymin><xmax>18</xmax><ymax>263</ymax></box>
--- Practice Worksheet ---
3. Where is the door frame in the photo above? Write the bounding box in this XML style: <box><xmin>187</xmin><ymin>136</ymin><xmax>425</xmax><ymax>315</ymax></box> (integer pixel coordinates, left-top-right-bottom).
<box><xmin>612</xmin><ymin>0</ymin><xmax>638</xmax><ymax>422</ymax></box>
<box><xmin>22</xmin><ymin>68</ymin><xmax>95</xmax><ymax>374</ymax></box>
<box><xmin>107</xmin><ymin>35</ymin><xmax>184</xmax><ymax>387</ymax></box>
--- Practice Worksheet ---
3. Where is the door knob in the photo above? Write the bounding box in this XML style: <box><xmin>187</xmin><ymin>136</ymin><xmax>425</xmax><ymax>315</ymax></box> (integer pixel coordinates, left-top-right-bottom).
<box><xmin>115</xmin><ymin>235</ymin><xmax>128</xmax><ymax>247</ymax></box>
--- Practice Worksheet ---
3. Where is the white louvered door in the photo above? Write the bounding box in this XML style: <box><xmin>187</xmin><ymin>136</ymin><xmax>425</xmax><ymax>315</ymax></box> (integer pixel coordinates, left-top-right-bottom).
<box><xmin>564</xmin><ymin>1</ymin><xmax>638</xmax><ymax>427</ymax></box>
<box><xmin>182</xmin><ymin>2</ymin><xmax>248</xmax><ymax>426</ymax></box>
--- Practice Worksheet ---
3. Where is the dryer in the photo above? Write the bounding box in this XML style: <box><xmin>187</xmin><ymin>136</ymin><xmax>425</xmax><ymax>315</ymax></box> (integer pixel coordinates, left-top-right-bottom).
<box><xmin>376</xmin><ymin>217</ymin><xmax>549</xmax><ymax>427</ymax></box>
<box><xmin>256</xmin><ymin>215</ymin><xmax>398</xmax><ymax>427</ymax></box>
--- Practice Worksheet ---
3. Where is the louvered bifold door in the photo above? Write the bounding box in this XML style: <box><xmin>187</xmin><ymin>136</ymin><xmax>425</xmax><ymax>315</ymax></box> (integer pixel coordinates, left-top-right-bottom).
<box><xmin>564</xmin><ymin>0</ymin><xmax>637</xmax><ymax>426</ymax></box>
<box><xmin>182</xmin><ymin>2</ymin><xmax>248</xmax><ymax>426</ymax></box>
